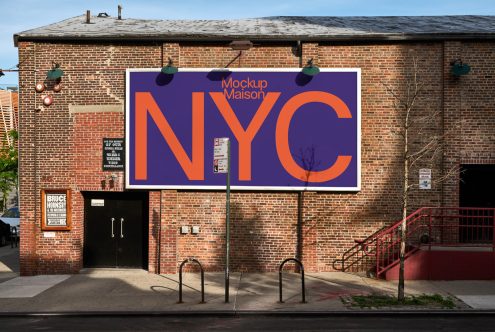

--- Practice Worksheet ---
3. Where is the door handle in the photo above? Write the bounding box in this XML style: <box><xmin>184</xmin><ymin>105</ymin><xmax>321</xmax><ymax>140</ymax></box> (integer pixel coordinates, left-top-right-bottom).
<box><xmin>120</xmin><ymin>218</ymin><xmax>124</xmax><ymax>238</ymax></box>
<box><xmin>111</xmin><ymin>218</ymin><xmax>115</xmax><ymax>238</ymax></box>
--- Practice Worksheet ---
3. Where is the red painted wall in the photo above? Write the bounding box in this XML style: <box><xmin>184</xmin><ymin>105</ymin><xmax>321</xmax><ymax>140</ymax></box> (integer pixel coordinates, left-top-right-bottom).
<box><xmin>385</xmin><ymin>249</ymin><xmax>495</xmax><ymax>280</ymax></box>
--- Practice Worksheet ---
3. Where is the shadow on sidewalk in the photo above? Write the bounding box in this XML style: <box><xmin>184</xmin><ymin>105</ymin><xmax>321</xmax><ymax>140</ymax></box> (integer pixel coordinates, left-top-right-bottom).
<box><xmin>0</xmin><ymin>246</ymin><xmax>19</xmax><ymax>282</ymax></box>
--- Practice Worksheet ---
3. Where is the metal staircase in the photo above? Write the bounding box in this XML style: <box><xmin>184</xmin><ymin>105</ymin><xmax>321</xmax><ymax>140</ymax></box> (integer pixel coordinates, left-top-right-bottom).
<box><xmin>334</xmin><ymin>207</ymin><xmax>495</xmax><ymax>278</ymax></box>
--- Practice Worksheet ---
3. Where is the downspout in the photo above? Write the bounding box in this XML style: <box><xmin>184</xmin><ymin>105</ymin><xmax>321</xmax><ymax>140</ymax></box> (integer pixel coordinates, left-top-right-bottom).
<box><xmin>296</xmin><ymin>40</ymin><xmax>303</xmax><ymax>265</ymax></box>
<box><xmin>441</xmin><ymin>42</ymin><xmax>445</xmax><ymax>207</ymax></box>
<box><xmin>157</xmin><ymin>192</ymin><xmax>162</xmax><ymax>274</ymax></box>
<box><xmin>297</xmin><ymin>40</ymin><xmax>303</xmax><ymax>68</ymax></box>
<box><xmin>33</xmin><ymin>43</ymin><xmax>39</xmax><ymax>274</ymax></box>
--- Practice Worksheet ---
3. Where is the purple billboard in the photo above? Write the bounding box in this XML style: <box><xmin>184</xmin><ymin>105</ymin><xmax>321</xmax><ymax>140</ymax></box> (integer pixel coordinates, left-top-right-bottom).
<box><xmin>126</xmin><ymin>69</ymin><xmax>360</xmax><ymax>191</ymax></box>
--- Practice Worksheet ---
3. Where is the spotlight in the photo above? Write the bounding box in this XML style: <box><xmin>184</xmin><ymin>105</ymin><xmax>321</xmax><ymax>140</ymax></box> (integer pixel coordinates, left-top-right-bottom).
<box><xmin>302</xmin><ymin>58</ymin><xmax>320</xmax><ymax>76</ymax></box>
<box><xmin>229</xmin><ymin>40</ymin><xmax>253</xmax><ymax>51</ymax></box>
<box><xmin>161</xmin><ymin>57</ymin><xmax>178</xmax><ymax>75</ymax></box>
<box><xmin>450</xmin><ymin>59</ymin><xmax>471</xmax><ymax>76</ymax></box>
<box><xmin>46</xmin><ymin>63</ymin><xmax>64</xmax><ymax>80</ymax></box>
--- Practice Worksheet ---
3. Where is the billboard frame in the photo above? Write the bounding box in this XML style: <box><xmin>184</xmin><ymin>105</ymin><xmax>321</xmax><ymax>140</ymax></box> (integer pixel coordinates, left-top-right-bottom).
<box><xmin>125</xmin><ymin>68</ymin><xmax>361</xmax><ymax>191</ymax></box>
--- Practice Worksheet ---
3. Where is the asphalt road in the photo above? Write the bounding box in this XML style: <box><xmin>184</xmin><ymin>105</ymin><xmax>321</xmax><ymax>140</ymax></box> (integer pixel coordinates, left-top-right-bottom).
<box><xmin>2</xmin><ymin>314</ymin><xmax>495</xmax><ymax>331</ymax></box>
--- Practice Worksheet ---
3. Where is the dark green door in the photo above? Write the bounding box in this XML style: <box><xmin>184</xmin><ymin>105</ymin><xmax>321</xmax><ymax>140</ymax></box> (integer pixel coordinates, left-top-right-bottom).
<box><xmin>84</xmin><ymin>192</ymin><xmax>148</xmax><ymax>268</ymax></box>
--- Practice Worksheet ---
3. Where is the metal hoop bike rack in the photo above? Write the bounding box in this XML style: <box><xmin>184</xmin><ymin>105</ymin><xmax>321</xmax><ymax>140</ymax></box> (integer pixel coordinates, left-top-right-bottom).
<box><xmin>278</xmin><ymin>258</ymin><xmax>306</xmax><ymax>303</ymax></box>
<box><xmin>178</xmin><ymin>258</ymin><xmax>205</xmax><ymax>304</ymax></box>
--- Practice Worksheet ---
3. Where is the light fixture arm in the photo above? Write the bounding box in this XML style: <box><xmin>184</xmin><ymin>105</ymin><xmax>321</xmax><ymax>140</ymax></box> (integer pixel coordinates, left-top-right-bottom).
<box><xmin>225</xmin><ymin>51</ymin><xmax>242</xmax><ymax>68</ymax></box>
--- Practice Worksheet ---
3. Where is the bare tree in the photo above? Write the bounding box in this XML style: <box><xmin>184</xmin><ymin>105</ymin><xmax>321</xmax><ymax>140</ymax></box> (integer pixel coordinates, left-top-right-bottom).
<box><xmin>295</xmin><ymin>145</ymin><xmax>320</xmax><ymax>264</ymax></box>
<box><xmin>384</xmin><ymin>54</ymin><xmax>459</xmax><ymax>301</ymax></box>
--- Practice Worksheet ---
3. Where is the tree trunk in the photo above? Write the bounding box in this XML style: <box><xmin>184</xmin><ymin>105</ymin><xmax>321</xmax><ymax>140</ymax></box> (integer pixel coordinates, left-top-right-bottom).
<box><xmin>398</xmin><ymin>184</ymin><xmax>407</xmax><ymax>301</ymax></box>
<box><xmin>398</xmin><ymin>125</ymin><xmax>409</xmax><ymax>301</ymax></box>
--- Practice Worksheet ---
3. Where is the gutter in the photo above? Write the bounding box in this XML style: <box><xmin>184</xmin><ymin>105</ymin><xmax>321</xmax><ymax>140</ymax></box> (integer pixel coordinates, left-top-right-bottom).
<box><xmin>13</xmin><ymin>32</ymin><xmax>495</xmax><ymax>47</ymax></box>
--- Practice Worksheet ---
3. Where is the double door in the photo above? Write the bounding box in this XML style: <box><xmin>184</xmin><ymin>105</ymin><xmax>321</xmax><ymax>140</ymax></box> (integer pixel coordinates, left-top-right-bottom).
<box><xmin>84</xmin><ymin>192</ymin><xmax>148</xmax><ymax>268</ymax></box>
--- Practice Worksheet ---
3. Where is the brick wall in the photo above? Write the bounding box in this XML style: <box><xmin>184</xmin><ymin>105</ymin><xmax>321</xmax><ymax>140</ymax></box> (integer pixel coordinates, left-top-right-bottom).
<box><xmin>443</xmin><ymin>41</ymin><xmax>495</xmax><ymax>207</ymax></box>
<box><xmin>17</xmin><ymin>39</ymin><xmax>495</xmax><ymax>275</ymax></box>
<box><xmin>18</xmin><ymin>42</ymin><xmax>160</xmax><ymax>275</ymax></box>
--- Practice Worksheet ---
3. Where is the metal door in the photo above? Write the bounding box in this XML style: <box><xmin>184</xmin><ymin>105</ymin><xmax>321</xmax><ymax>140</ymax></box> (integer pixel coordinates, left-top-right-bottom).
<box><xmin>459</xmin><ymin>165</ymin><xmax>495</xmax><ymax>243</ymax></box>
<box><xmin>84</xmin><ymin>192</ymin><xmax>148</xmax><ymax>268</ymax></box>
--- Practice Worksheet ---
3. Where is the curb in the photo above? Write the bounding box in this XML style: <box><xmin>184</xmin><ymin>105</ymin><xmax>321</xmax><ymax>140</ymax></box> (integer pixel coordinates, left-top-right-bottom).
<box><xmin>2</xmin><ymin>310</ymin><xmax>495</xmax><ymax>317</ymax></box>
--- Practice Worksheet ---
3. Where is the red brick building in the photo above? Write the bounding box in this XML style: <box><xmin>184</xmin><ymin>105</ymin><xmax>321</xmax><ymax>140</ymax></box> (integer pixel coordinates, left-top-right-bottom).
<box><xmin>0</xmin><ymin>89</ymin><xmax>18</xmax><ymax>145</ymax></box>
<box><xmin>14</xmin><ymin>14</ymin><xmax>495</xmax><ymax>276</ymax></box>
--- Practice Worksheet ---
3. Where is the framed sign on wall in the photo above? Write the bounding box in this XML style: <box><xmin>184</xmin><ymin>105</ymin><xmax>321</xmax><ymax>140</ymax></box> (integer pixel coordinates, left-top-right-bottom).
<box><xmin>41</xmin><ymin>189</ymin><xmax>71</xmax><ymax>231</ymax></box>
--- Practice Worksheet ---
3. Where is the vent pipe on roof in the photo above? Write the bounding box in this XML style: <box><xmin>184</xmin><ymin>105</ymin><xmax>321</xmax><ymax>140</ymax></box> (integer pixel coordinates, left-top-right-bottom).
<box><xmin>86</xmin><ymin>10</ymin><xmax>90</xmax><ymax>24</ymax></box>
<box><xmin>118</xmin><ymin>5</ymin><xmax>122</xmax><ymax>20</ymax></box>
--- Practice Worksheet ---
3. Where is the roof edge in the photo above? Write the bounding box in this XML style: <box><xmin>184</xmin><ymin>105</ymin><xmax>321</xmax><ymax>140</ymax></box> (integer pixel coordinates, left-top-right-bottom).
<box><xmin>14</xmin><ymin>32</ymin><xmax>495</xmax><ymax>46</ymax></box>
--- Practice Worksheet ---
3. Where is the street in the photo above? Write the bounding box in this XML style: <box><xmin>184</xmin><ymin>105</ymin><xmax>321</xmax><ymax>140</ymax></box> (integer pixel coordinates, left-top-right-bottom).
<box><xmin>2</xmin><ymin>314</ymin><xmax>495</xmax><ymax>331</ymax></box>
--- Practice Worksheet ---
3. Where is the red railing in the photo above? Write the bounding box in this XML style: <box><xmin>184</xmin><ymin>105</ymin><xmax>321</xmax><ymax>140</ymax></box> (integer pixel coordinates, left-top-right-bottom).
<box><xmin>374</xmin><ymin>207</ymin><xmax>495</xmax><ymax>278</ymax></box>
<box><xmin>334</xmin><ymin>207</ymin><xmax>495</xmax><ymax>278</ymax></box>
<box><xmin>332</xmin><ymin>226</ymin><xmax>386</xmax><ymax>276</ymax></box>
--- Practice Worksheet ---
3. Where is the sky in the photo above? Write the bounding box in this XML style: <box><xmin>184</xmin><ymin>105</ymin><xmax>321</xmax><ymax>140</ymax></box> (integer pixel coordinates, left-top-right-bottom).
<box><xmin>1</xmin><ymin>0</ymin><xmax>495</xmax><ymax>87</ymax></box>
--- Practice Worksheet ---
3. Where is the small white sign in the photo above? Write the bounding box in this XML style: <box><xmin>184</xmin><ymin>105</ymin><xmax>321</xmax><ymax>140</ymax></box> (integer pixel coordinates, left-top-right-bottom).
<box><xmin>43</xmin><ymin>232</ymin><xmax>56</xmax><ymax>238</ymax></box>
<box><xmin>91</xmin><ymin>199</ymin><xmax>105</xmax><ymax>207</ymax></box>
<box><xmin>213</xmin><ymin>138</ymin><xmax>229</xmax><ymax>159</ymax></box>
<box><xmin>419</xmin><ymin>168</ymin><xmax>431</xmax><ymax>190</ymax></box>
<box><xmin>214</xmin><ymin>159</ymin><xmax>228</xmax><ymax>173</ymax></box>
<box><xmin>213</xmin><ymin>137</ymin><xmax>229</xmax><ymax>174</ymax></box>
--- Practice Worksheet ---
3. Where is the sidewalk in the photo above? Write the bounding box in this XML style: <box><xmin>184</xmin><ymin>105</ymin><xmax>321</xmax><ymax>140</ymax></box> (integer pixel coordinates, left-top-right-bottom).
<box><xmin>1</xmin><ymin>246</ymin><xmax>495</xmax><ymax>313</ymax></box>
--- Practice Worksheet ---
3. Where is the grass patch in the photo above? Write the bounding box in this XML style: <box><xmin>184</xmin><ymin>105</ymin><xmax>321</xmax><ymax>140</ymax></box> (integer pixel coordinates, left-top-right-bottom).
<box><xmin>349</xmin><ymin>293</ymin><xmax>456</xmax><ymax>309</ymax></box>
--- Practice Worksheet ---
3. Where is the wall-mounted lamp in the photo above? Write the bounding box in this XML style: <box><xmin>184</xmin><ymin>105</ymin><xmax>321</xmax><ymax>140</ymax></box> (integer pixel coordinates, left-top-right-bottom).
<box><xmin>53</xmin><ymin>83</ymin><xmax>62</xmax><ymax>92</ymax></box>
<box><xmin>42</xmin><ymin>95</ymin><xmax>53</xmax><ymax>106</ymax></box>
<box><xmin>229</xmin><ymin>40</ymin><xmax>253</xmax><ymax>51</ymax></box>
<box><xmin>101</xmin><ymin>174</ymin><xmax>119</xmax><ymax>189</ymax></box>
<box><xmin>226</xmin><ymin>40</ymin><xmax>253</xmax><ymax>67</ymax></box>
<box><xmin>35</xmin><ymin>82</ymin><xmax>46</xmax><ymax>93</ymax></box>
<box><xmin>0</xmin><ymin>70</ymin><xmax>4</xmax><ymax>77</ymax></box>
<box><xmin>108</xmin><ymin>174</ymin><xmax>117</xmax><ymax>188</ymax></box>
<box><xmin>450</xmin><ymin>59</ymin><xmax>471</xmax><ymax>76</ymax></box>
<box><xmin>302</xmin><ymin>58</ymin><xmax>320</xmax><ymax>76</ymax></box>
<box><xmin>46</xmin><ymin>62</ymin><xmax>64</xmax><ymax>80</ymax></box>
<box><xmin>161</xmin><ymin>57</ymin><xmax>178</xmax><ymax>75</ymax></box>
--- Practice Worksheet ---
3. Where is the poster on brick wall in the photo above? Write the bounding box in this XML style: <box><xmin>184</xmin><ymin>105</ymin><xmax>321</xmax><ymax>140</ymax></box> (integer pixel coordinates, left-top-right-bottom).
<box><xmin>41</xmin><ymin>189</ymin><xmax>71</xmax><ymax>231</ymax></box>
<box><xmin>126</xmin><ymin>68</ymin><xmax>361</xmax><ymax>191</ymax></box>
<box><xmin>103</xmin><ymin>138</ymin><xmax>125</xmax><ymax>170</ymax></box>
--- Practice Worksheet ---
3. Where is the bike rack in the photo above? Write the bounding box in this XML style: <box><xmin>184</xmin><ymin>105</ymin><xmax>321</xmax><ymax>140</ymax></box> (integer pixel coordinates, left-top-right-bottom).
<box><xmin>178</xmin><ymin>258</ymin><xmax>205</xmax><ymax>304</ymax></box>
<box><xmin>279</xmin><ymin>258</ymin><xmax>306</xmax><ymax>303</ymax></box>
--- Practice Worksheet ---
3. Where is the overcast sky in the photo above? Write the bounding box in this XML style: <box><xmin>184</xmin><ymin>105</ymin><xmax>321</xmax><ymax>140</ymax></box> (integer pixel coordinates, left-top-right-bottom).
<box><xmin>1</xmin><ymin>0</ymin><xmax>495</xmax><ymax>87</ymax></box>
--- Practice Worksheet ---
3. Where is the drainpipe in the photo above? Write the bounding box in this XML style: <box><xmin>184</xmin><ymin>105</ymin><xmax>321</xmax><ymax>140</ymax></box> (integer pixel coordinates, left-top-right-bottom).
<box><xmin>157</xmin><ymin>192</ymin><xmax>162</xmax><ymax>274</ymax></box>
<box><xmin>297</xmin><ymin>40</ymin><xmax>303</xmax><ymax>68</ymax></box>
<box><xmin>296</xmin><ymin>40</ymin><xmax>303</xmax><ymax>266</ymax></box>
